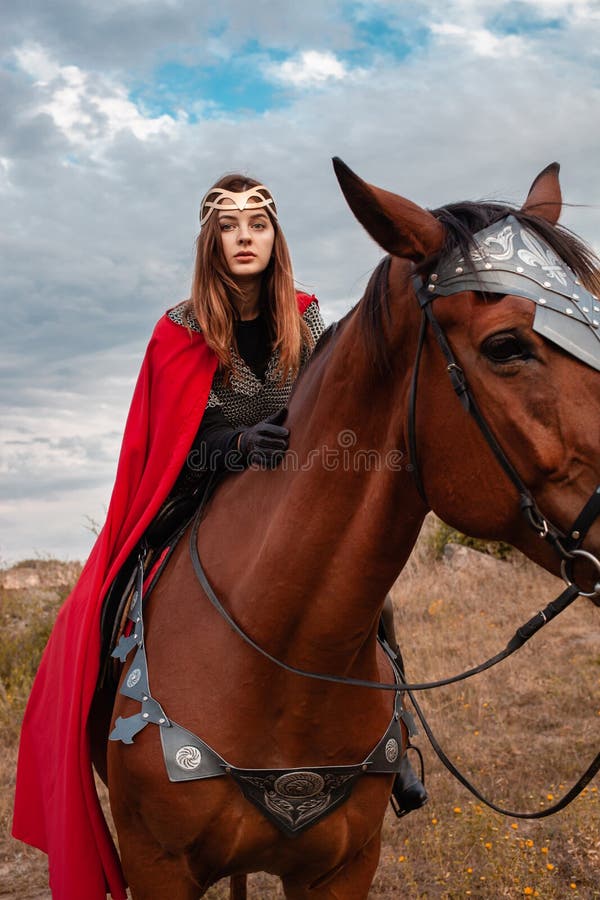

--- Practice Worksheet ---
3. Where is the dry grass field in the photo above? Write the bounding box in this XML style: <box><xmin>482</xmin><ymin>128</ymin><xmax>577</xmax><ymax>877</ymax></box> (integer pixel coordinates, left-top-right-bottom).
<box><xmin>1</xmin><ymin>520</ymin><xmax>598</xmax><ymax>899</ymax></box>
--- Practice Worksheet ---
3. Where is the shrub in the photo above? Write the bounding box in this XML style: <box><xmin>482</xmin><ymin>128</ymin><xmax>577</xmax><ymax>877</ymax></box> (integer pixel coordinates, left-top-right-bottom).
<box><xmin>0</xmin><ymin>577</ymin><xmax>73</xmax><ymax>743</ymax></box>
<box><xmin>430</xmin><ymin>519</ymin><xmax>514</xmax><ymax>561</ymax></box>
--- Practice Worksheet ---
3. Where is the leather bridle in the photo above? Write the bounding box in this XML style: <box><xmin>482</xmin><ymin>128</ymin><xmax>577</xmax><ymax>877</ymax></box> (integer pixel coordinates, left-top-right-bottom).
<box><xmin>187</xmin><ymin>268</ymin><xmax>600</xmax><ymax>819</ymax></box>
<box><xmin>409</xmin><ymin>274</ymin><xmax>600</xmax><ymax>598</ymax></box>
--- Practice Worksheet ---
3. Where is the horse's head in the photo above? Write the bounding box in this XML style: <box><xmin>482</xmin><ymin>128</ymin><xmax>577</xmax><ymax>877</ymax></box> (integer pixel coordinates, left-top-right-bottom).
<box><xmin>334</xmin><ymin>158</ymin><xmax>600</xmax><ymax>597</ymax></box>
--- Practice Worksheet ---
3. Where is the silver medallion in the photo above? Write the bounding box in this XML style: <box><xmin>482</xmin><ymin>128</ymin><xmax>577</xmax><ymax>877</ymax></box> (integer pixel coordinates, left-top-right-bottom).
<box><xmin>385</xmin><ymin>738</ymin><xmax>399</xmax><ymax>763</ymax></box>
<box><xmin>274</xmin><ymin>771</ymin><xmax>325</xmax><ymax>799</ymax></box>
<box><xmin>175</xmin><ymin>745</ymin><xmax>202</xmax><ymax>770</ymax></box>
<box><xmin>126</xmin><ymin>668</ymin><xmax>141</xmax><ymax>689</ymax></box>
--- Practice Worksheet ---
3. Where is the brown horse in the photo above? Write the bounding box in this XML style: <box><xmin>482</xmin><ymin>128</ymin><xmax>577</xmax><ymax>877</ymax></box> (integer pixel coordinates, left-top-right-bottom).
<box><xmin>105</xmin><ymin>161</ymin><xmax>600</xmax><ymax>898</ymax></box>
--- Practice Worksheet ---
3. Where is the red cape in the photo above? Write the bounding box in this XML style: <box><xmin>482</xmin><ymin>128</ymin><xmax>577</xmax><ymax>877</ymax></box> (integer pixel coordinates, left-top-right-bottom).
<box><xmin>13</xmin><ymin>294</ymin><xmax>314</xmax><ymax>899</ymax></box>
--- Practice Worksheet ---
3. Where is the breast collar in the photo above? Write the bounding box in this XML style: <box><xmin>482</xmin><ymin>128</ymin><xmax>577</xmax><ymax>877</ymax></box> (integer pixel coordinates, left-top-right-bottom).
<box><xmin>109</xmin><ymin>542</ymin><xmax>416</xmax><ymax>838</ymax></box>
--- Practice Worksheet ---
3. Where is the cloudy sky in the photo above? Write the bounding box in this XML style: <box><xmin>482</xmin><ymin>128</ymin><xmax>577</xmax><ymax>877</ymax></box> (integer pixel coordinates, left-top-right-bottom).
<box><xmin>2</xmin><ymin>0</ymin><xmax>600</xmax><ymax>563</ymax></box>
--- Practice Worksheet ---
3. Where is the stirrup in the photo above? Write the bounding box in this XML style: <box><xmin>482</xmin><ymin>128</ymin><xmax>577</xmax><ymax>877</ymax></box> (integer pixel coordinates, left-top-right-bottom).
<box><xmin>390</xmin><ymin>745</ymin><xmax>428</xmax><ymax>819</ymax></box>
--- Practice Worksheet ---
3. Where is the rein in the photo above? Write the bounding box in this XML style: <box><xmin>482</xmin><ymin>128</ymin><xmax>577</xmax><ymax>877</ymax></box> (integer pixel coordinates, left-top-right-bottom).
<box><xmin>190</xmin><ymin>503</ymin><xmax>579</xmax><ymax>694</ymax></box>
<box><xmin>187</xmin><ymin>273</ymin><xmax>600</xmax><ymax>818</ymax></box>
<box><xmin>189</xmin><ymin>499</ymin><xmax>599</xmax><ymax>818</ymax></box>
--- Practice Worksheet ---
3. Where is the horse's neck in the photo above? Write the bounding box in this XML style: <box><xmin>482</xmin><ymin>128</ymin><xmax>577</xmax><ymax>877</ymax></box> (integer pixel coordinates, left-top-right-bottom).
<box><xmin>199</xmin><ymin>263</ymin><xmax>425</xmax><ymax>669</ymax></box>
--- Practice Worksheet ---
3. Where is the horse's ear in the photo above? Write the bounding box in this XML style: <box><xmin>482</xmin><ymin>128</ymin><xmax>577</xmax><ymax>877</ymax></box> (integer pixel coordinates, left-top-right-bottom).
<box><xmin>332</xmin><ymin>157</ymin><xmax>445</xmax><ymax>261</ymax></box>
<box><xmin>521</xmin><ymin>162</ymin><xmax>562</xmax><ymax>224</ymax></box>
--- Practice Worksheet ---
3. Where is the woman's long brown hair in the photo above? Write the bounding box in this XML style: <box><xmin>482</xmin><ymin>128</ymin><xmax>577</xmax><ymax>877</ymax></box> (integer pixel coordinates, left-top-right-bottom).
<box><xmin>187</xmin><ymin>174</ymin><xmax>312</xmax><ymax>384</ymax></box>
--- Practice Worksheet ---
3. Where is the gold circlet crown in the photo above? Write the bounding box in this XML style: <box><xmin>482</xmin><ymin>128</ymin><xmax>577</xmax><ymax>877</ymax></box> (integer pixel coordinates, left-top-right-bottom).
<box><xmin>200</xmin><ymin>186</ymin><xmax>277</xmax><ymax>226</ymax></box>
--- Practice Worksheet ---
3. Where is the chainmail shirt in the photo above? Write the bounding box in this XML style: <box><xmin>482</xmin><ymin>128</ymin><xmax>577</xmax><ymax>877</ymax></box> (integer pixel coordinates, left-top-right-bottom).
<box><xmin>167</xmin><ymin>298</ymin><xmax>325</xmax><ymax>427</ymax></box>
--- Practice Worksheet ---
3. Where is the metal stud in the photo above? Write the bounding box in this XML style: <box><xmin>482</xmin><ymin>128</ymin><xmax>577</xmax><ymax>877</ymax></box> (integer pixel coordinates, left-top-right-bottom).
<box><xmin>455</xmin><ymin>266</ymin><xmax>463</xmax><ymax>275</ymax></box>
<box><xmin>595</xmin><ymin>306</ymin><xmax>600</xmax><ymax>312</ymax></box>
<box><xmin>575</xmin><ymin>279</ymin><xmax>581</xmax><ymax>285</ymax></box>
<box><xmin>484</xmin><ymin>262</ymin><xmax>492</xmax><ymax>270</ymax></box>
<box><xmin>583</xmin><ymin>306</ymin><xmax>589</xmax><ymax>313</ymax></box>
<box><xmin>430</xmin><ymin>273</ymin><xmax>438</xmax><ymax>282</ymax></box>
<box><xmin>158</xmin><ymin>718</ymin><xmax>166</xmax><ymax>724</ymax></box>
<box><xmin>516</xmin><ymin>266</ymin><xmax>524</xmax><ymax>273</ymax></box>
<box><xmin>428</xmin><ymin>284</ymin><xmax>436</xmax><ymax>293</ymax></box>
<box><xmin>361</xmin><ymin>764</ymin><xmax>368</xmax><ymax>772</ymax></box>
<box><xmin>142</xmin><ymin>695</ymin><xmax>148</xmax><ymax>702</ymax></box>
<box><xmin>538</xmin><ymin>298</ymin><xmax>547</xmax><ymax>305</ymax></box>
<box><xmin>543</xmin><ymin>281</ymin><xmax>551</xmax><ymax>288</ymax></box>
<box><xmin>225</xmin><ymin>766</ymin><xmax>232</xmax><ymax>774</ymax></box>
<box><xmin>572</xmin><ymin>530</ymin><xmax>581</xmax><ymax>540</ymax></box>
<box><xmin>594</xmin><ymin>321</ymin><xmax>599</xmax><ymax>328</ymax></box>
<box><xmin>573</xmin><ymin>294</ymin><xmax>580</xmax><ymax>300</ymax></box>
<box><xmin>566</xmin><ymin>308</ymin><xmax>573</xmax><ymax>315</ymax></box>
<box><xmin>142</xmin><ymin>713</ymin><xmax>149</xmax><ymax>719</ymax></box>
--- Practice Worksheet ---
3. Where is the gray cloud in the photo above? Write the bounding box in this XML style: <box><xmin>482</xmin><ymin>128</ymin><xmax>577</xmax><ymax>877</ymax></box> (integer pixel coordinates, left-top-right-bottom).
<box><xmin>2</xmin><ymin>1</ymin><xmax>600</xmax><ymax>560</ymax></box>
<box><xmin>1</xmin><ymin>0</ymin><xmax>356</xmax><ymax>73</ymax></box>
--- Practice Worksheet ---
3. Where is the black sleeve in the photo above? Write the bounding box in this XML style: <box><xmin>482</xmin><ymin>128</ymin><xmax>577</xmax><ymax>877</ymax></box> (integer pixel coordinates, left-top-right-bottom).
<box><xmin>185</xmin><ymin>404</ymin><xmax>244</xmax><ymax>476</ymax></box>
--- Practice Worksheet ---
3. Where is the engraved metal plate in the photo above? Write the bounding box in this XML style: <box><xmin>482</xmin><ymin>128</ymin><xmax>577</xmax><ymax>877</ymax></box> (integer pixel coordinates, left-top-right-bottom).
<box><xmin>175</xmin><ymin>745</ymin><xmax>203</xmax><ymax>770</ymax></box>
<box><xmin>274</xmin><ymin>771</ymin><xmax>325</xmax><ymax>798</ymax></box>
<box><xmin>385</xmin><ymin>738</ymin><xmax>399</xmax><ymax>763</ymax></box>
<box><xmin>233</xmin><ymin>768</ymin><xmax>360</xmax><ymax>836</ymax></box>
<box><xmin>430</xmin><ymin>215</ymin><xmax>600</xmax><ymax>372</ymax></box>
<box><xmin>126</xmin><ymin>668</ymin><xmax>141</xmax><ymax>689</ymax></box>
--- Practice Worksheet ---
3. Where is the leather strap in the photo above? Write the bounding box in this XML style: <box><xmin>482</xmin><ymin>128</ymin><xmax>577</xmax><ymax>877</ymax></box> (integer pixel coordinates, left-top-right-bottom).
<box><xmin>189</xmin><ymin>492</ymin><xmax>582</xmax><ymax>693</ymax></box>
<box><xmin>408</xmin><ymin>686</ymin><xmax>600</xmax><ymax>819</ymax></box>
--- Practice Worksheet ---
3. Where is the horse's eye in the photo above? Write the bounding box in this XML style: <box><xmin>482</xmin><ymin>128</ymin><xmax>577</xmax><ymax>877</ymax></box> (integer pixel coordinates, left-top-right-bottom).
<box><xmin>482</xmin><ymin>333</ymin><xmax>529</xmax><ymax>363</ymax></box>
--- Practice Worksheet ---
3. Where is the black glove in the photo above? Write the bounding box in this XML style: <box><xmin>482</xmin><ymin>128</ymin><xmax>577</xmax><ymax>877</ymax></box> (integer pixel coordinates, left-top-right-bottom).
<box><xmin>238</xmin><ymin>409</ymin><xmax>289</xmax><ymax>468</ymax></box>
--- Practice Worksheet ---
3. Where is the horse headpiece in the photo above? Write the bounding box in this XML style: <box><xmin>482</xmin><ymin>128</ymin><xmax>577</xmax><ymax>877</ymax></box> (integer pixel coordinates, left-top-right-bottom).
<box><xmin>426</xmin><ymin>215</ymin><xmax>600</xmax><ymax>372</ymax></box>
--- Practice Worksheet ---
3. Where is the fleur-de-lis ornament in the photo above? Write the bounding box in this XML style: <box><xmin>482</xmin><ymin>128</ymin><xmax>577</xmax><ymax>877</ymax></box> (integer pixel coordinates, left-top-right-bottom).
<box><xmin>518</xmin><ymin>230</ymin><xmax>568</xmax><ymax>286</ymax></box>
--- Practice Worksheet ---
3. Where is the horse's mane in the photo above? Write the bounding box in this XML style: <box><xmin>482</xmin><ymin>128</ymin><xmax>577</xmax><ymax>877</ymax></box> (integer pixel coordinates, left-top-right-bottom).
<box><xmin>359</xmin><ymin>200</ymin><xmax>600</xmax><ymax>376</ymax></box>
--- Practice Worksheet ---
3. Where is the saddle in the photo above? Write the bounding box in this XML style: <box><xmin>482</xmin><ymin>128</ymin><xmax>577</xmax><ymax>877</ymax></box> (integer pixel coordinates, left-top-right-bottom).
<box><xmin>98</xmin><ymin>486</ymin><xmax>209</xmax><ymax>684</ymax></box>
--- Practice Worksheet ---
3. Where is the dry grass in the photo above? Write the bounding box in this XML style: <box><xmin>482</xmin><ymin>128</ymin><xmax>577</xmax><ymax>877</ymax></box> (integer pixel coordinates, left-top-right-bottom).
<box><xmin>1</xmin><ymin>521</ymin><xmax>598</xmax><ymax>898</ymax></box>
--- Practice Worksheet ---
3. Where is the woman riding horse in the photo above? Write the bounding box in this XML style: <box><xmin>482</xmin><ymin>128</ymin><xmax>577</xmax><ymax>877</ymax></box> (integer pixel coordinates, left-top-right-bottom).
<box><xmin>12</xmin><ymin>173</ymin><xmax>424</xmax><ymax>900</ymax></box>
<box><xmin>105</xmin><ymin>160</ymin><xmax>600</xmax><ymax>900</ymax></box>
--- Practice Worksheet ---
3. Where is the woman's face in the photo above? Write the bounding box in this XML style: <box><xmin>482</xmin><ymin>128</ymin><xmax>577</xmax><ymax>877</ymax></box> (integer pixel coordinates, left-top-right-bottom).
<box><xmin>218</xmin><ymin>207</ymin><xmax>275</xmax><ymax>283</ymax></box>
